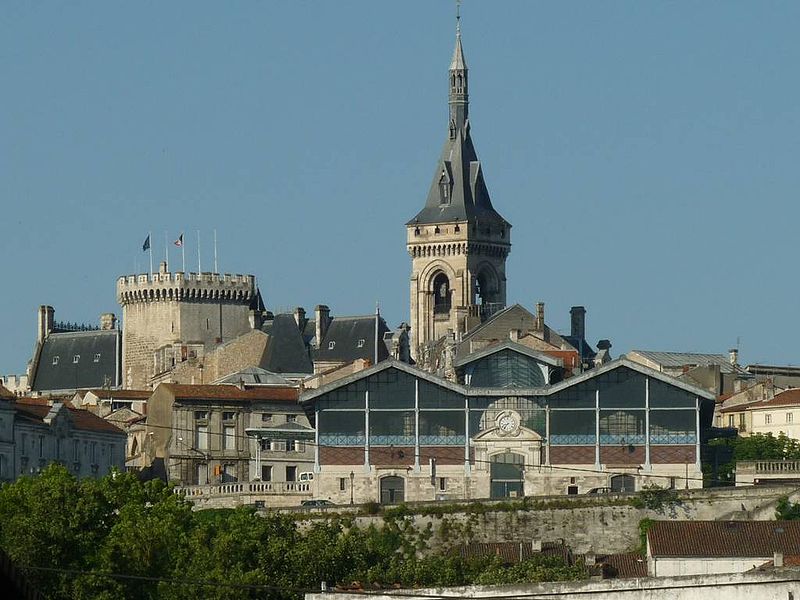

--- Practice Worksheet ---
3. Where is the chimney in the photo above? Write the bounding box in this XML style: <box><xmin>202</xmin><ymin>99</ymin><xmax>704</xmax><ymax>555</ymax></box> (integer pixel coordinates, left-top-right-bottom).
<box><xmin>584</xmin><ymin>551</ymin><xmax>596</xmax><ymax>566</ymax></box>
<box><xmin>159</xmin><ymin>261</ymin><xmax>168</xmax><ymax>274</ymax></box>
<box><xmin>100</xmin><ymin>313</ymin><xmax>117</xmax><ymax>331</ymax></box>
<box><xmin>315</xmin><ymin>305</ymin><xmax>331</xmax><ymax>347</ymax></box>
<box><xmin>294</xmin><ymin>307</ymin><xmax>306</xmax><ymax>330</ymax></box>
<box><xmin>774</xmin><ymin>551</ymin><xmax>784</xmax><ymax>568</ymax></box>
<box><xmin>570</xmin><ymin>306</ymin><xmax>586</xmax><ymax>340</ymax></box>
<box><xmin>729</xmin><ymin>348</ymin><xmax>739</xmax><ymax>367</ymax></box>
<box><xmin>597</xmin><ymin>339</ymin><xmax>612</xmax><ymax>351</ymax></box>
<box><xmin>535</xmin><ymin>302</ymin><xmax>545</xmax><ymax>331</ymax></box>
<box><xmin>37</xmin><ymin>305</ymin><xmax>54</xmax><ymax>343</ymax></box>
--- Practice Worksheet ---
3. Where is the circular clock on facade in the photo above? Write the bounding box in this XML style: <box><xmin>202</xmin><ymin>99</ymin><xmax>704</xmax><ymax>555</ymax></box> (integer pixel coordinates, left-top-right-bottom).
<box><xmin>497</xmin><ymin>412</ymin><xmax>519</xmax><ymax>435</ymax></box>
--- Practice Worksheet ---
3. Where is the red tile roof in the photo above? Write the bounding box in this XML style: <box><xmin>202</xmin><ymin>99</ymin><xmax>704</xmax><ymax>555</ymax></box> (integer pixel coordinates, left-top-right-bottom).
<box><xmin>749</xmin><ymin>388</ymin><xmax>800</xmax><ymax>410</ymax></box>
<box><xmin>85</xmin><ymin>389</ymin><xmax>151</xmax><ymax>400</ymax></box>
<box><xmin>595</xmin><ymin>553</ymin><xmax>648</xmax><ymax>578</ymax></box>
<box><xmin>161</xmin><ymin>383</ymin><xmax>298</xmax><ymax>402</ymax></box>
<box><xmin>457</xmin><ymin>541</ymin><xmax>571</xmax><ymax>565</ymax></box>
<box><xmin>14</xmin><ymin>399</ymin><xmax>124</xmax><ymax>435</ymax></box>
<box><xmin>648</xmin><ymin>521</ymin><xmax>800</xmax><ymax>558</ymax></box>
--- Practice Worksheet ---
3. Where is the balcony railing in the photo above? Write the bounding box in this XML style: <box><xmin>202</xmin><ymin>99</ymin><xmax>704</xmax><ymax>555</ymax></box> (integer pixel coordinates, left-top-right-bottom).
<box><xmin>175</xmin><ymin>481</ymin><xmax>311</xmax><ymax>498</ymax></box>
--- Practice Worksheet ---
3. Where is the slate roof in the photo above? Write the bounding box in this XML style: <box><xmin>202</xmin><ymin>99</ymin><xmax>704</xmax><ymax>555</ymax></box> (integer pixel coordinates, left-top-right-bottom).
<box><xmin>457</xmin><ymin>304</ymin><xmax>579</xmax><ymax>359</ymax></box>
<box><xmin>408</xmin><ymin>32</ymin><xmax>508</xmax><ymax>228</ymax></box>
<box><xmin>31</xmin><ymin>329</ymin><xmax>121</xmax><ymax>392</ymax></box>
<box><xmin>628</xmin><ymin>350</ymin><xmax>739</xmax><ymax>374</ymax></box>
<box><xmin>314</xmin><ymin>315</ymin><xmax>390</xmax><ymax>364</ymax></box>
<box><xmin>214</xmin><ymin>367</ymin><xmax>292</xmax><ymax>386</ymax></box>
<box><xmin>648</xmin><ymin>521</ymin><xmax>800</xmax><ymax>558</ymax></box>
<box><xmin>160</xmin><ymin>383</ymin><xmax>298</xmax><ymax>402</ymax></box>
<box><xmin>13</xmin><ymin>399</ymin><xmax>125</xmax><ymax>435</ymax></box>
<box><xmin>259</xmin><ymin>314</ymin><xmax>313</xmax><ymax>374</ymax></box>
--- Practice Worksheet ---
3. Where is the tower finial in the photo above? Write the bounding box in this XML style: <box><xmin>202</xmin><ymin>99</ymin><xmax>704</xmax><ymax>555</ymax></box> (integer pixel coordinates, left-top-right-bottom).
<box><xmin>456</xmin><ymin>0</ymin><xmax>461</xmax><ymax>36</ymax></box>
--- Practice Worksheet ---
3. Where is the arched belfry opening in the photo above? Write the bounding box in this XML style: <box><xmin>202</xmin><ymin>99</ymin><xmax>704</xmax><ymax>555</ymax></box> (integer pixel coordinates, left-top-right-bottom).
<box><xmin>432</xmin><ymin>272</ymin><xmax>451</xmax><ymax>315</ymax></box>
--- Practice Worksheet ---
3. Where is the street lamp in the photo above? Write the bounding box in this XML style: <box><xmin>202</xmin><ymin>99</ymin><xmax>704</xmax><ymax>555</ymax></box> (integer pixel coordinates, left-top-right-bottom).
<box><xmin>349</xmin><ymin>470</ymin><xmax>355</xmax><ymax>505</ymax></box>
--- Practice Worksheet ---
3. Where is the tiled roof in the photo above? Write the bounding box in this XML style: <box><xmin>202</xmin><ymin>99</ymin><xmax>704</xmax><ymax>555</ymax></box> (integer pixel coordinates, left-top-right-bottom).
<box><xmin>14</xmin><ymin>399</ymin><xmax>124</xmax><ymax>435</ymax></box>
<box><xmin>161</xmin><ymin>383</ymin><xmax>298</xmax><ymax>402</ymax></box>
<box><xmin>86</xmin><ymin>389</ymin><xmax>151</xmax><ymax>400</ymax></box>
<box><xmin>648</xmin><ymin>521</ymin><xmax>800</xmax><ymax>557</ymax></box>
<box><xmin>594</xmin><ymin>553</ymin><xmax>648</xmax><ymax>578</ymax></box>
<box><xmin>749</xmin><ymin>389</ymin><xmax>800</xmax><ymax>410</ymax></box>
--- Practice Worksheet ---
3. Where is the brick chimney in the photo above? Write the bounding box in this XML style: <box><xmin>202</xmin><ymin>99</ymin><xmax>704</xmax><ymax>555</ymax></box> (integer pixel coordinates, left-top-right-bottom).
<box><xmin>315</xmin><ymin>305</ymin><xmax>331</xmax><ymax>347</ymax></box>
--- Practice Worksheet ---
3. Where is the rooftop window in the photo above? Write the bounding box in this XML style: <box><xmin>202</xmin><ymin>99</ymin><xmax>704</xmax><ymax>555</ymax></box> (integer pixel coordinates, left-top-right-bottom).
<box><xmin>72</xmin><ymin>355</ymin><xmax>80</xmax><ymax>364</ymax></box>
<box><xmin>52</xmin><ymin>356</ymin><xmax>59</xmax><ymax>365</ymax></box>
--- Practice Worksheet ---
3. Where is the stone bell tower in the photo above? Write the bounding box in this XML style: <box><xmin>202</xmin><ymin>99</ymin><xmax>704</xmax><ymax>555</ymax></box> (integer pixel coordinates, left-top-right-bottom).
<box><xmin>407</xmin><ymin>17</ymin><xmax>511</xmax><ymax>360</ymax></box>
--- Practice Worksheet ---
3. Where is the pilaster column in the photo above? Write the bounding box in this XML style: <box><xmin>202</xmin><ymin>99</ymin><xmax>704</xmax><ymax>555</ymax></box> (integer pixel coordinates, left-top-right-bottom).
<box><xmin>414</xmin><ymin>379</ymin><xmax>420</xmax><ymax>471</ymax></box>
<box><xmin>595</xmin><ymin>389</ymin><xmax>601</xmax><ymax>470</ymax></box>
<box><xmin>314</xmin><ymin>406</ymin><xmax>320</xmax><ymax>473</ymax></box>
<box><xmin>545</xmin><ymin>404</ymin><xmax>551</xmax><ymax>466</ymax></box>
<box><xmin>364</xmin><ymin>390</ymin><xmax>370</xmax><ymax>472</ymax></box>
<box><xmin>644</xmin><ymin>378</ymin><xmax>651</xmax><ymax>470</ymax></box>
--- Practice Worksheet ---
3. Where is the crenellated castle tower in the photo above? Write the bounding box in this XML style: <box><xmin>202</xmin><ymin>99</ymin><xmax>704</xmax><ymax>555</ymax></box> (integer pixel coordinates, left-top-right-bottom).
<box><xmin>407</xmin><ymin>19</ymin><xmax>511</xmax><ymax>360</ymax></box>
<box><xmin>116</xmin><ymin>262</ymin><xmax>259</xmax><ymax>389</ymax></box>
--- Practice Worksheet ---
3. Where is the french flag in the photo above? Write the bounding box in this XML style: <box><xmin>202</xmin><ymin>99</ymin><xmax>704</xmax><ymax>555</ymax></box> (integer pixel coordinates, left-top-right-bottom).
<box><xmin>174</xmin><ymin>233</ymin><xmax>183</xmax><ymax>247</ymax></box>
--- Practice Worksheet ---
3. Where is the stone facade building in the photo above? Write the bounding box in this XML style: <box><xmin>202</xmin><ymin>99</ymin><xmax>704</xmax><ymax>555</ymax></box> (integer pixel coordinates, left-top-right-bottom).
<box><xmin>143</xmin><ymin>383</ymin><xmax>313</xmax><ymax>486</ymax></box>
<box><xmin>0</xmin><ymin>396</ymin><xmax>126</xmax><ymax>482</ymax></box>
<box><xmin>407</xmin><ymin>24</ymin><xmax>510</xmax><ymax>359</ymax></box>
<box><xmin>116</xmin><ymin>262</ymin><xmax>259</xmax><ymax>389</ymax></box>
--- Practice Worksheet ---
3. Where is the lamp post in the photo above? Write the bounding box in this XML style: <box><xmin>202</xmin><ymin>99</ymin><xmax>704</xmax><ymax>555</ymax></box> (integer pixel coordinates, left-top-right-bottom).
<box><xmin>349</xmin><ymin>470</ymin><xmax>355</xmax><ymax>505</ymax></box>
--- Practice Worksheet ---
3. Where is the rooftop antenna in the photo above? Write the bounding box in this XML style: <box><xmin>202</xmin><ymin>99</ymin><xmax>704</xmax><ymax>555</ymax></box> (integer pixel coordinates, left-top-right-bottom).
<box><xmin>375</xmin><ymin>302</ymin><xmax>381</xmax><ymax>365</ymax></box>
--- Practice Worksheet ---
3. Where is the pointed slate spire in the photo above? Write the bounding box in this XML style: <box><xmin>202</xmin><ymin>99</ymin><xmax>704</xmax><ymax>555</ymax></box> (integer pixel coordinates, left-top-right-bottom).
<box><xmin>407</xmin><ymin>14</ymin><xmax>508</xmax><ymax>228</ymax></box>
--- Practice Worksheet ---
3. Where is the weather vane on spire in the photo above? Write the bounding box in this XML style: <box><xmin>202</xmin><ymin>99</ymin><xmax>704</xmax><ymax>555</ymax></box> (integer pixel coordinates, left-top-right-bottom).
<box><xmin>456</xmin><ymin>0</ymin><xmax>461</xmax><ymax>35</ymax></box>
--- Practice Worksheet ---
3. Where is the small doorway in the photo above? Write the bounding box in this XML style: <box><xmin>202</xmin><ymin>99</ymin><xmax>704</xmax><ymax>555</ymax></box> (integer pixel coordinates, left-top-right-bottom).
<box><xmin>380</xmin><ymin>476</ymin><xmax>405</xmax><ymax>504</ymax></box>
<box><xmin>610</xmin><ymin>474</ymin><xmax>636</xmax><ymax>493</ymax></box>
<box><xmin>490</xmin><ymin>452</ymin><xmax>525</xmax><ymax>498</ymax></box>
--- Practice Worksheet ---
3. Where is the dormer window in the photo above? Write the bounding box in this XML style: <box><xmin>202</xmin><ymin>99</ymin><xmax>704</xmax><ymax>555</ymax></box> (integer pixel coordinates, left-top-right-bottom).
<box><xmin>357</xmin><ymin>339</ymin><xmax>365</xmax><ymax>348</ymax></box>
<box><xmin>438</xmin><ymin>170</ymin><xmax>450</xmax><ymax>205</ymax></box>
<box><xmin>72</xmin><ymin>355</ymin><xmax>80</xmax><ymax>364</ymax></box>
<box><xmin>52</xmin><ymin>356</ymin><xmax>60</xmax><ymax>365</ymax></box>
<box><xmin>328</xmin><ymin>341</ymin><xmax>336</xmax><ymax>350</ymax></box>
<box><xmin>93</xmin><ymin>353</ymin><xmax>101</xmax><ymax>363</ymax></box>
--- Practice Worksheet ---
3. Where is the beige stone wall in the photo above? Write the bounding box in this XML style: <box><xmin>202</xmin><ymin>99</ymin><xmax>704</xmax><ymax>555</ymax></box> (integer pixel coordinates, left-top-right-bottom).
<box><xmin>117</xmin><ymin>271</ymin><xmax>256</xmax><ymax>389</ymax></box>
<box><xmin>407</xmin><ymin>222</ymin><xmax>509</xmax><ymax>358</ymax></box>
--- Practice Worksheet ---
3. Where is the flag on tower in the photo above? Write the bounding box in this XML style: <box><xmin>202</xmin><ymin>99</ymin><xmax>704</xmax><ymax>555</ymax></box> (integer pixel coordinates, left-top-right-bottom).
<box><xmin>174</xmin><ymin>233</ymin><xmax>184</xmax><ymax>247</ymax></box>
<box><xmin>142</xmin><ymin>234</ymin><xmax>150</xmax><ymax>252</ymax></box>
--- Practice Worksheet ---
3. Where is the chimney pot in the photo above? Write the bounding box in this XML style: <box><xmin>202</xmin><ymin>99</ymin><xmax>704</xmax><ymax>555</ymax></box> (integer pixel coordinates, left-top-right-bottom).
<box><xmin>570</xmin><ymin>306</ymin><xmax>586</xmax><ymax>340</ymax></box>
<box><xmin>294</xmin><ymin>307</ymin><xmax>306</xmax><ymax>330</ymax></box>
<box><xmin>729</xmin><ymin>348</ymin><xmax>739</xmax><ymax>367</ymax></box>
<box><xmin>315</xmin><ymin>305</ymin><xmax>331</xmax><ymax>347</ymax></box>
<box><xmin>37</xmin><ymin>305</ymin><xmax>55</xmax><ymax>343</ymax></box>
<box><xmin>774</xmin><ymin>551</ymin><xmax>784</xmax><ymax>568</ymax></box>
<box><xmin>535</xmin><ymin>302</ymin><xmax>545</xmax><ymax>331</ymax></box>
<box><xmin>100</xmin><ymin>313</ymin><xmax>117</xmax><ymax>331</ymax></box>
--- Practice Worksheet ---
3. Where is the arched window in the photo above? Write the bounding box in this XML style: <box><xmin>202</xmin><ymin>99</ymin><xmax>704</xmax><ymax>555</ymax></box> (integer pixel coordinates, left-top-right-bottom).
<box><xmin>432</xmin><ymin>273</ymin><xmax>451</xmax><ymax>314</ymax></box>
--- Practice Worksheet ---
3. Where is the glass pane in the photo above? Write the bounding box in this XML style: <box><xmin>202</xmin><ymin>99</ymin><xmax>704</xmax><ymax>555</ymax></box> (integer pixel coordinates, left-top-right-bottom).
<box><xmin>318</xmin><ymin>410</ymin><xmax>366</xmax><ymax>445</ymax></box>
<box><xmin>650</xmin><ymin>409</ymin><xmax>696</xmax><ymax>444</ymax></box>
<box><xmin>597</xmin><ymin>367</ymin><xmax>646</xmax><ymax>409</ymax></box>
<box><xmin>419</xmin><ymin>410</ymin><xmax>465</xmax><ymax>445</ymax></box>
<box><xmin>318</xmin><ymin>387</ymin><xmax>365</xmax><ymax>410</ymax></box>
<box><xmin>466</xmin><ymin>349</ymin><xmax>547</xmax><ymax>388</ymax></box>
<box><xmin>368</xmin><ymin>368</ymin><xmax>416</xmax><ymax>408</ymax></box>
<box><xmin>369</xmin><ymin>410</ymin><xmax>415</xmax><ymax>445</ymax></box>
<box><xmin>649</xmin><ymin>378</ymin><xmax>697</xmax><ymax>408</ymax></box>
<box><xmin>548</xmin><ymin>380</ymin><xmax>596</xmax><ymax>408</ymax></box>
<box><xmin>473</xmin><ymin>397</ymin><xmax>546</xmax><ymax>435</ymax></box>
<box><xmin>599</xmin><ymin>409</ymin><xmax>645</xmax><ymax>444</ymax></box>
<box><xmin>550</xmin><ymin>410</ymin><xmax>595</xmax><ymax>445</ymax></box>
<box><xmin>418</xmin><ymin>380</ymin><xmax>464</xmax><ymax>409</ymax></box>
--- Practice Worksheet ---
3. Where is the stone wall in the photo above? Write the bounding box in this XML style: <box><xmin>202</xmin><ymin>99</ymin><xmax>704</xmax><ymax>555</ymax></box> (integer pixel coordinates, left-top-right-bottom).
<box><xmin>307</xmin><ymin>570</ymin><xmax>800</xmax><ymax>600</ymax></box>
<box><xmin>342</xmin><ymin>485</ymin><xmax>800</xmax><ymax>555</ymax></box>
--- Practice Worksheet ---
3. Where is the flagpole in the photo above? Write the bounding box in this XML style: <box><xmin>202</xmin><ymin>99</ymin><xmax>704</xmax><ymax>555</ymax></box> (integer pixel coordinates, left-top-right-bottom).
<box><xmin>149</xmin><ymin>231</ymin><xmax>154</xmax><ymax>276</ymax></box>
<box><xmin>213</xmin><ymin>229</ymin><xmax>218</xmax><ymax>273</ymax></box>
<box><xmin>181</xmin><ymin>233</ymin><xmax>186</xmax><ymax>272</ymax></box>
<box><xmin>197</xmin><ymin>230</ymin><xmax>202</xmax><ymax>273</ymax></box>
<box><xmin>164</xmin><ymin>231</ymin><xmax>169</xmax><ymax>271</ymax></box>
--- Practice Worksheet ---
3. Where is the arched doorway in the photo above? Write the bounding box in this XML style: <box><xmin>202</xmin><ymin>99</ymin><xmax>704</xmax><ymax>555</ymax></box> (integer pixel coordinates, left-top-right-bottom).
<box><xmin>490</xmin><ymin>452</ymin><xmax>525</xmax><ymax>498</ymax></box>
<box><xmin>610</xmin><ymin>474</ymin><xmax>636</xmax><ymax>493</ymax></box>
<box><xmin>380</xmin><ymin>476</ymin><xmax>405</xmax><ymax>504</ymax></box>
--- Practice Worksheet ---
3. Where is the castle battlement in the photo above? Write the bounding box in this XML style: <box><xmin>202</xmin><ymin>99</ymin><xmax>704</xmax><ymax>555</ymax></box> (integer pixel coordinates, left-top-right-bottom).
<box><xmin>116</xmin><ymin>270</ymin><xmax>256</xmax><ymax>306</ymax></box>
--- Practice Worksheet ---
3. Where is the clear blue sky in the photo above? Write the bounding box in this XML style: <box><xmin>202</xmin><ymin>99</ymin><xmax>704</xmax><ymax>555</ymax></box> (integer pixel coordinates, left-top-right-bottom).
<box><xmin>2</xmin><ymin>1</ymin><xmax>799</xmax><ymax>374</ymax></box>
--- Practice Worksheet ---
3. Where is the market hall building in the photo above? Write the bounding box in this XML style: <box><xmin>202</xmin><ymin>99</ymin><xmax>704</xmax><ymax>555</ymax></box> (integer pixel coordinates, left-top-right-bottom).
<box><xmin>299</xmin><ymin>350</ymin><xmax>715</xmax><ymax>504</ymax></box>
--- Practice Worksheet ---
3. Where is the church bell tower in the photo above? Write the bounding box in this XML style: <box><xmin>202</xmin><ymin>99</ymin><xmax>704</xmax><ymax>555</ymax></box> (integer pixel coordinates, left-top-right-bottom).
<box><xmin>407</xmin><ymin>17</ymin><xmax>511</xmax><ymax>359</ymax></box>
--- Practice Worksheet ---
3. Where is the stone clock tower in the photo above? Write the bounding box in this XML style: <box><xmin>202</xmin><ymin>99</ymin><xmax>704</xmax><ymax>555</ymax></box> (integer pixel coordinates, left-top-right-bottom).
<box><xmin>407</xmin><ymin>20</ymin><xmax>511</xmax><ymax>359</ymax></box>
